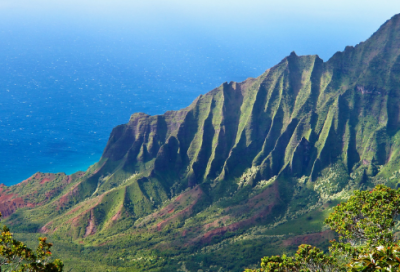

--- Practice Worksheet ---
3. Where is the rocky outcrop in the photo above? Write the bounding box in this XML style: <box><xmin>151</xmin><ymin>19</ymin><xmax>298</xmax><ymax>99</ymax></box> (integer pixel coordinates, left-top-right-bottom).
<box><xmin>87</xmin><ymin>13</ymin><xmax>400</xmax><ymax>197</ymax></box>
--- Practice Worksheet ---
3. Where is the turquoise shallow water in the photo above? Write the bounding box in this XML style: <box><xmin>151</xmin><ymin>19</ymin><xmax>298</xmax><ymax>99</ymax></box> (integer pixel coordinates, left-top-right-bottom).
<box><xmin>0</xmin><ymin>11</ymin><xmax>386</xmax><ymax>185</ymax></box>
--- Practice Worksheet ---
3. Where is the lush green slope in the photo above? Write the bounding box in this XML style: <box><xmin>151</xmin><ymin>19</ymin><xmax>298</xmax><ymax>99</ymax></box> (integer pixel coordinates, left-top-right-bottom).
<box><xmin>3</xmin><ymin>13</ymin><xmax>400</xmax><ymax>272</ymax></box>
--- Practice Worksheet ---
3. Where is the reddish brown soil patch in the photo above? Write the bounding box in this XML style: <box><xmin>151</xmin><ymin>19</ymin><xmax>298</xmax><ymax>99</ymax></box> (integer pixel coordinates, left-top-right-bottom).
<box><xmin>198</xmin><ymin>205</ymin><xmax>274</xmax><ymax>244</ymax></box>
<box><xmin>0</xmin><ymin>172</ymin><xmax>68</xmax><ymax>217</ymax></box>
<box><xmin>64</xmin><ymin>175</ymin><xmax>72</xmax><ymax>184</ymax></box>
<box><xmin>38</xmin><ymin>221</ymin><xmax>54</xmax><ymax>234</ymax></box>
<box><xmin>66</xmin><ymin>206</ymin><xmax>81</xmax><ymax>215</ymax></box>
<box><xmin>66</xmin><ymin>195</ymin><xmax>104</xmax><ymax>229</ymax></box>
<box><xmin>57</xmin><ymin>182</ymin><xmax>82</xmax><ymax>209</ymax></box>
<box><xmin>136</xmin><ymin>186</ymin><xmax>203</xmax><ymax>230</ymax></box>
<box><xmin>282</xmin><ymin>230</ymin><xmax>334</xmax><ymax>247</ymax></box>
<box><xmin>38</xmin><ymin>173</ymin><xmax>56</xmax><ymax>184</ymax></box>
<box><xmin>188</xmin><ymin>182</ymin><xmax>281</xmax><ymax>245</ymax></box>
<box><xmin>0</xmin><ymin>193</ymin><xmax>36</xmax><ymax>217</ymax></box>
<box><xmin>203</xmin><ymin>216</ymin><xmax>231</xmax><ymax>231</ymax></box>
<box><xmin>111</xmin><ymin>204</ymin><xmax>123</xmax><ymax>221</ymax></box>
<box><xmin>85</xmin><ymin>210</ymin><xmax>96</xmax><ymax>237</ymax></box>
<box><xmin>44</xmin><ymin>188</ymin><xmax>61</xmax><ymax>200</ymax></box>
<box><xmin>0</xmin><ymin>172</ymin><xmax>80</xmax><ymax>218</ymax></box>
<box><xmin>155</xmin><ymin>186</ymin><xmax>203</xmax><ymax>231</ymax></box>
<box><xmin>40</xmin><ymin>178</ymin><xmax>51</xmax><ymax>184</ymax></box>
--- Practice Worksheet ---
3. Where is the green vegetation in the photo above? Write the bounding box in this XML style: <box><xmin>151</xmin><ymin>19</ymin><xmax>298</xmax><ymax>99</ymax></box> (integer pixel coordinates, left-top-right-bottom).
<box><xmin>246</xmin><ymin>185</ymin><xmax>400</xmax><ymax>271</ymax></box>
<box><xmin>0</xmin><ymin>213</ymin><xmax>63</xmax><ymax>271</ymax></box>
<box><xmin>2</xmin><ymin>13</ymin><xmax>400</xmax><ymax>271</ymax></box>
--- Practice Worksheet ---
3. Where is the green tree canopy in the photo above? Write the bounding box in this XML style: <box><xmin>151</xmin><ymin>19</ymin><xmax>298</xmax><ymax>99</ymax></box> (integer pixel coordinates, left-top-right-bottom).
<box><xmin>245</xmin><ymin>185</ymin><xmax>400</xmax><ymax>272</ymax></box>
<box><xmin>0</xmin><ymin>213</ymin><xmax>63</xmax><ymax>272</ymax></box>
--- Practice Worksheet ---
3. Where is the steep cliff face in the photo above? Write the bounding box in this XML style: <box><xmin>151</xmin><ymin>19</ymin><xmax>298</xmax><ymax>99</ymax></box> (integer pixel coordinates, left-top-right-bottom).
<box><xmin>88</xmin><ymin>13</ymin><xmax>400</xmax><ymax>197</ymax></box>
<box><xmin>4</xmin><ymin>13</ymin><xmax>400</xmax><ymax>272</ymax></box>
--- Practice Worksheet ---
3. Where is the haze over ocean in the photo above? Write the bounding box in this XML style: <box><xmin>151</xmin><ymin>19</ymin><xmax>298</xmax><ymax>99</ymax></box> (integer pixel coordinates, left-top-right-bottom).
<box><xmin>1</xmin><ymin>0</ymin><xmax>399</xmax><ymax>185</ymax></box>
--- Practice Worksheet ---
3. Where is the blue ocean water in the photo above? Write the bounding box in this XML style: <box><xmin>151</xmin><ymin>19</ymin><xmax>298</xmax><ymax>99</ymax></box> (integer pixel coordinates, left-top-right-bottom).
<box><xmin>0</xmin><ymin>8</ymin><xmax>393</xmax><ymax>185</ymax></box>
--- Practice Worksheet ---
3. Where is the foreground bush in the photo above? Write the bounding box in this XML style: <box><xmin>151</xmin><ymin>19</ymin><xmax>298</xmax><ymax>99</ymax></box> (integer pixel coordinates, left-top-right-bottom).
<box><xmin>245</xmin><ymin>185</ymin><xmax>400</xmax><ymax>271</ymax></box>
<box><xmin>0</xmin><ymin>213</ymin><xmax>63</xmax><ymax>272</ymax></box>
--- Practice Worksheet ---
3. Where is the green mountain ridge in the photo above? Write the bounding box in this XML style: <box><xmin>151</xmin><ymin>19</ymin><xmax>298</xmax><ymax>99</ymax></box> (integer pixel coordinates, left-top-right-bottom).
<box><xmin>3</xmin><ymin>13</ymin><xmax>400</xmax><ymax>271</ymax></box>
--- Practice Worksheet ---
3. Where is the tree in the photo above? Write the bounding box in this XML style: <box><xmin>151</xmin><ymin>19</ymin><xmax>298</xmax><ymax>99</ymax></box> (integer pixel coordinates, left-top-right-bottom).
<box><xmin>326</xmin><ymin>185</ymin><xmax>400</xmax><ymax>270</ymax></box>
<box><xmin>0</xmin><ymin>213</ymin><xmax>63</xmax><ymax>272</ymax></box>
<box><xmin>244</xmin><ymin>244</ymin><xmax>338</xmax><ymax>272</ymax></box>
<box><xmin>245</xmin><ymin>185</ymin><xmax>400</xmax><ymax>272</ymax></box>
<box><xmin>325</xmin><ymin>185</ymin><xmax>400</xmax><ymax>247</ymax></box>
<box><xmin>347</xmin><ymin>244</ymin><xmax>400</xmax><ymax>271</ymax></box>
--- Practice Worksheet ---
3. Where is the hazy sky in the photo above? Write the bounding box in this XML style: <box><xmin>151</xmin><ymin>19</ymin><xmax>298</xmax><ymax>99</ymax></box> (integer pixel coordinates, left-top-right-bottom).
<box><xmin>1</xmin><ymin>0</ymin><xmax>400</xmax><ymax>61</ymax></box>
<box><xmin>1</xmin><ymin>0</ymin><xmax>399</xmax><ymax>23</ymax></box>
<box><xmin>1</xmin><ymin>0</ymin><xmax>399</xmax><ymax>19</ymax></box>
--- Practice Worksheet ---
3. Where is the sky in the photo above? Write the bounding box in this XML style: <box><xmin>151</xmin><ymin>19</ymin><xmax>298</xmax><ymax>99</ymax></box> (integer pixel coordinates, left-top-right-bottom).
<box><xmin>1</xmin><ymin>0</ymin><xmax>400</xmax><ymax>63</ymax></box>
